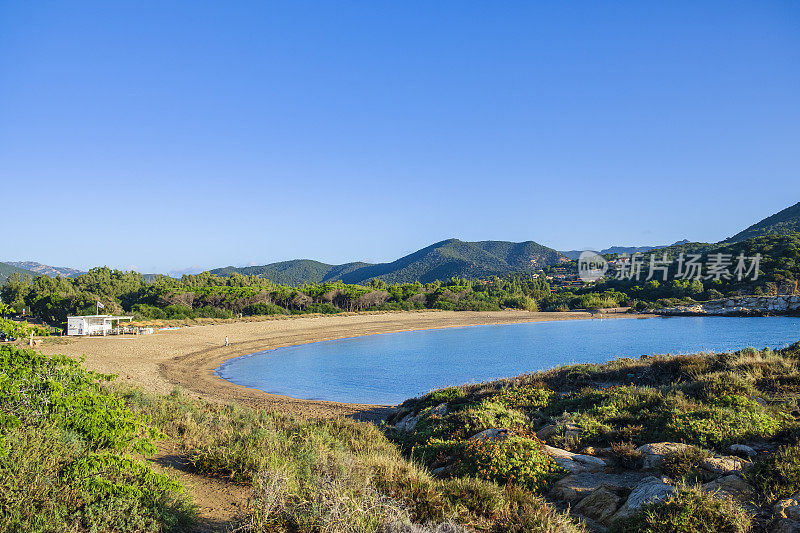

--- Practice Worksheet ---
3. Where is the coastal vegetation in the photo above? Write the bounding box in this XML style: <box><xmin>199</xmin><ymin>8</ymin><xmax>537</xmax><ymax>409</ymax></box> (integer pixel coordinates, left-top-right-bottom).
<box><xmin>0</xmin><ymin>232</ymin><xmax>796</xmax><ymax>330</ymax></box>
<box><xmin>389</xmin><ymin>341</ymin><xmax>800</xmax><ymax>531</ymax></box>
<box><xmin>6</xmin><ymin>337</ymin><xmax>800</xmax><ymax>530</ymax></box>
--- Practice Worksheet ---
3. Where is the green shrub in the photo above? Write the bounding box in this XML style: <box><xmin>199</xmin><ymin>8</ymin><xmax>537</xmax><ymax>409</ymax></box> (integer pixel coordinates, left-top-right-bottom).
<box><xmin>132</xmin><ymin>303</ymin><xmax>166</xmax><ymax>319</ymax></box>
<box><xmin>457</xmin><ymin>437</ymin><xmax>563</xmax><ymax>493</ymax></box>
<box><xmin>746</xmin><ymin>442</ymin><xmax>800</xmax><ymax>499</ymax></box>
<box><xmin>665</xmin><ymin>395</ymin><xmax>781</xmax><ymax>448</ymax></box>
<box><xmin>195</xmin><ymin>305</ymin><xmax>234</xmax><ymax>319</ymax></box>
<box><xmin>610</xmin><ymin>488</ymin><xmax>751</xmax><ymax>533</ymax></box>
<box><xmin>0</xmin><ymin>346</ymin><xmax>194</xmax><ymax>532</ymax></box>
<box><xmin>660</xmin><ymin>445</ymin><xmax>708</xmax><ymax>480</ymax></box>
<box><xmin>163</xmin><ymin>304</ymin><xmax>195</xmax><ymax>319</ymax></box>
<box><xmin>242</xmin><ymin>303</ymin><xmax>289</xmax><ymax>316</ymax></box>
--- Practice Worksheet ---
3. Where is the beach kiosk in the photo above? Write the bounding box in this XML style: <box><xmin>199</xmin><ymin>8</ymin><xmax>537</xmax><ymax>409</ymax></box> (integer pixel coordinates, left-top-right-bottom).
<box><xmin>67</xmin><ymin>315</ymin><xmax>133</xmax><ymax>336</ymax></box>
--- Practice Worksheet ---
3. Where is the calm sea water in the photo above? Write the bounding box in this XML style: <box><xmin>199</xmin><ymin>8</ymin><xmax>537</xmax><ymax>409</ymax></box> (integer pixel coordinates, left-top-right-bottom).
<box><xmin>216</xmin><ymin>316</ymin><xmax>800</xmax><ymax>405</ymax></box>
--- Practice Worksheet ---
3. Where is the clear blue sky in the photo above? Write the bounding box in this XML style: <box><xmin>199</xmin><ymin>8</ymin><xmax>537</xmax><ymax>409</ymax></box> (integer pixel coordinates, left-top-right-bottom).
<box><xmin>2</xmin><ymin>1</ymin><xmax>799</xmax><ymax>274</ymax></box>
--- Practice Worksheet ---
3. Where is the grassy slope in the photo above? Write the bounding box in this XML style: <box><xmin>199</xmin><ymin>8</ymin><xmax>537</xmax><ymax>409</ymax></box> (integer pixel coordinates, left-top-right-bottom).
<box><xmin>391</xmin><ymin>341</ymin><xmax>800</xmax><ymax>531</ymax></box>
<box><xmin>9</xmin><ymin>339</ymin><xmax>800</xmax><ymax>532</ymax></box>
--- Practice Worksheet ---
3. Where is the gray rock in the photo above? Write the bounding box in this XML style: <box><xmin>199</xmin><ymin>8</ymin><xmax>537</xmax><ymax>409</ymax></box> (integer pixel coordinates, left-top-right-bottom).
<box><xmin>395</xmin><ymin>413</ymin><xmax>419</xmax><ymax>432</ymax></box>
<box><xmin>636</xmin><ymin>442</ymin><xmax>693</xmax><ymax>470</ymax></box>
<box><xmin>429</xmin><ymin>403</ymin><xmax>448</xmax><ymax>416</ymax></box>
<box><xmin>701</xmin><ymin>455</ymin><xmax>747</xmax><ymax>476</ymax></box>
<box><xmin>468</xmin><ymin>428</ymin><xmax>510</xmax><ymax>441</ymax></box>
<box><xmin>730</xmin><ymin>444</ymin><xmax>757</xmax><ymax>457</ymax></box>
<box><xmin>536</xmin><ymin>424</ymin><xmax>559</xmax><ymax>441</ymax></box>
<box><xmin>550</xmin><ymin>472</ymin><xmax>647</xmax><ymax>502</ymax></box>
<box><xmin>610</xmin><ymin>476</ymin><xmax>676</xmax><ymax>521</ymax></box>
<box><xmin>572</xmin><ymin>487</ymin><xmax>622</xmax><ymax>523</ymax></box>
<box><xmin>543</xmin><ymin>444</ymin><xmax>607</xmax><ymax>474</ymax></box>
<box><xmin>702</xmin><ymin>474</ymin><xmax>753</xmax><ymax>499</ymax></box>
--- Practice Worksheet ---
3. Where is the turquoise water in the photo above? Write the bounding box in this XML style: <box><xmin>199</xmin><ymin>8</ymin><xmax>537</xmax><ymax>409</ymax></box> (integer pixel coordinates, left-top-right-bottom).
<box><xmin>216</xmin><ymin>316</ymin><xmax>800</xmax><ymax>405</ymax></box>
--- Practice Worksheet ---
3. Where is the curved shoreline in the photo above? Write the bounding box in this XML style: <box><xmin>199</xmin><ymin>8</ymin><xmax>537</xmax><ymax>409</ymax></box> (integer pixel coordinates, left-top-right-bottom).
<box><xmin>39</xmin><ymin>310</ymin><xmax>643</xmax><ymax>421</ymax></box>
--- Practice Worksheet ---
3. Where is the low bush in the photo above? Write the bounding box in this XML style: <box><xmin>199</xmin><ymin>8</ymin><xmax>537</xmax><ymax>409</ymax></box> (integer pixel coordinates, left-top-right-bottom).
<box><xmin>609</xmin><ymin>487</ymin><xmax>752</xmax><ymax>533</ymax></box>
<box><xmin>120</xmin><ymin>387</ymin><xmax>583</xmax><ymax>532</ymax></box>
<box><xmin>242</xmin><ymin>303</ymin><xmax>289</xmax><ymax>316</ymax></box>
<box><xmin>746</xmin><ymin>442</ymin><xmax>800</xmax><ymax>499</ymax></box>
<box><xmin>0</xmin><ymin>345</ymin><xmax>193</xmax><ymax>532</ymax></box>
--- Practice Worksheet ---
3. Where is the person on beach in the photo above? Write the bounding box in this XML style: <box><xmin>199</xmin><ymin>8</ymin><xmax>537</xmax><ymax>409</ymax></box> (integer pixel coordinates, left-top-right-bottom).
<box><xmin>225</xmin><ymin>336</ymin><xmax>229</xmax><ymax>346</ymax></box>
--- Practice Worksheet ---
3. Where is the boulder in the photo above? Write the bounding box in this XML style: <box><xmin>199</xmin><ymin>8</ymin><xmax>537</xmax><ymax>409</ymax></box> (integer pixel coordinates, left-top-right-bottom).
<box><xmin>610</xmin><ymin>476</ymin><xmax>676</xmax><ymax>521</ymax></box>
<box><xmin>702</xmin><ymin>475</ymin><xmax>753</xmax><ymax>499</ymax></box>
<box><xmin>395</xmin><ymin>413</ymin><xmax>419</xmax><ymax>432</ymax></box>
<box><xmin>536</xmin><ymin>424</ymin><xmax>559</xmax><ymax>441</ymax></box>
<box><xmin>550</xmin><ymin>472</ymin><xmax>646</xmax><ymax>502</ymax></box>
<box><xmin>572</xmin><ymin>487</ymin><xmax>622</xmax><ymax>523</ymax></box>
<box><xmin>729</xmin><ymin>444</ymin><xmax>757</xmax><ymax>457</ymax></box>
<box><xmin>469</xmin><ymin>428</ymin><xmax>509</xmax><ymax>442</ymax></box>
<box><xmin>701</xmin><ymin>456</ymin><xmax>747</xmax><ymax>476</ymax></box>
<box><xmin>636</xmin><ymin>442</ymin><xmax>693</xmax><ymax>470</ymax></box>
<box><xmin>776</xmin><ymin>492</ymin><xmax>800</xmax><ymax>521</ymax></box>
<box><xmin>543</xmin><ymin>444</ymin><xmax>607</xmax><ymax>474</ymax></box>
<box><xmin>429</xmin><ymin>403</ymin><xmax>448</xmax><ymax>416</ymax></box>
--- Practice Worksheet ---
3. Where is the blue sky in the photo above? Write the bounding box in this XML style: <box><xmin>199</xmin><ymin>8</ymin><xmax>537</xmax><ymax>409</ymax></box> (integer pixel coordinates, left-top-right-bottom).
<box><xmin>2</xmin><ymin>1</ymin><xmax>799</xmax><ymax>274</ymax></box>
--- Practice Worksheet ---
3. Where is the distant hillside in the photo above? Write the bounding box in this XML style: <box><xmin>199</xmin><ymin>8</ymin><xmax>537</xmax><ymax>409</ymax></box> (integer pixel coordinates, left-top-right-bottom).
<box><xmin>725</xmin><ymin>201</ymin><xmax>800</xmax><ymax>243</ymax></box>
<box><xmin>0</xmin><ymin>262</ymin><xmax>37</xmax><ymax>282</ymax></box>
<box><xmin>210</xmin><ymin>260</ymin><xmax>370</xmax><ymax>286</ymax></box>
<box><xmin>560</xmin><ymin>240</ymin><xmax>690</xmax><ymax>260</ymax></box>
<box><xmin>212</xmin><ymin>239</ymin><xmax>564</xmax><ymax>285</ymax></box>
<box><xmin>5</xmin><ymin>261</ymin><xmax>84</xmax><ymax>278</ymax></box>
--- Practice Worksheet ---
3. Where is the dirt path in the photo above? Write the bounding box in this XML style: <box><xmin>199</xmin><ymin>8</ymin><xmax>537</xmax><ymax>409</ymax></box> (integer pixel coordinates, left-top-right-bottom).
<box><xmin>39</xmin><ymin>310</ymin><xmax>645</xmax><ymax>419</ymax></box>
<box><xmin>148</xmin><ymin>441</ymin><xmax>249</xmax><ymax>532</ymax></box>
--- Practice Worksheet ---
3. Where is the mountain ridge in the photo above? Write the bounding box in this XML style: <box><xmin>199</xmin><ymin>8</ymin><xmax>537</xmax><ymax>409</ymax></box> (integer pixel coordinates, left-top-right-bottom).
<box><xmin>4</xmin><ymin>261</ymin><xmax>84</xmax><ymax>278</ymax></box>
<box><xmin>210</xmin><ymin>239</ymin><xmax>565</xmax><ymax>285</ymax></box>
<box><xmin>724</xmin><ymin>201</ymin><xmax>800</xmax><ymax>243</ymax></box>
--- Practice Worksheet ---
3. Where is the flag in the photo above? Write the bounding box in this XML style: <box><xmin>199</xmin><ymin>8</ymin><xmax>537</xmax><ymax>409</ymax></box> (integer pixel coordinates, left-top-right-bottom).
<box><xmin>97</xmin><ymin>301</ymin><xmax>104</xmax><ymax>309</ymax></box>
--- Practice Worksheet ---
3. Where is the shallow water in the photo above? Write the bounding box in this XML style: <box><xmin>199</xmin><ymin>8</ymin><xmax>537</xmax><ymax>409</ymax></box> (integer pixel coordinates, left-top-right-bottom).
<box><xmin>216</xmin><ymin>316</ymin><xmax>800</xmax><ymax>404</ymax></box>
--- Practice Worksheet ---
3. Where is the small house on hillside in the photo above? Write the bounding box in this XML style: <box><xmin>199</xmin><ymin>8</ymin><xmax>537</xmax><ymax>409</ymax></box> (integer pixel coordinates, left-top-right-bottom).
<box><xmin>67</xmin><ymin>315</ymin><xmax>133</xmax><ymax>336</ymax></box>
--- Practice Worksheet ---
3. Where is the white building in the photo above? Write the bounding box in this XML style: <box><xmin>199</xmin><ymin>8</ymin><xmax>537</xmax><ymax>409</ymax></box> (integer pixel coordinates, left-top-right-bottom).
<box><xmin>67</xmin><ymin>315</ymin><xmax>133</xmax><ymax>336</ymax></box>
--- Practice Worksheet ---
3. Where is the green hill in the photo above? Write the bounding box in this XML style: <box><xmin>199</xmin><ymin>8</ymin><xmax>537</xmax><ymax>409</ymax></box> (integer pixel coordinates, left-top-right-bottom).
<box><xmin>725</xmin><ymin>201</ymin><xmax>800</xmax><ymax>243</ymax></box>
<box><xmin>0</xmin><ymin>262</ymin><xmax>37</xmax><ymax>282</ymax></box>
<box><xmin>210</xmin><ymin>260</ymin><xmax>371</xmax><ymax>285</ymax></box>
<box><xmin>212</xmin><ymin>239</ymin><xmax>564</xmax><ymax>285</ymax></box>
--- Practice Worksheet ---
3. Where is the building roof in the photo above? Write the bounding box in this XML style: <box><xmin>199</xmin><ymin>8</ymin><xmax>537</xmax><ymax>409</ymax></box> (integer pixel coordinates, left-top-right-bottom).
<box><xmin>67</xmin><ymin>315</ymin><xmax>133</xmax><ymax>320</ymax></box>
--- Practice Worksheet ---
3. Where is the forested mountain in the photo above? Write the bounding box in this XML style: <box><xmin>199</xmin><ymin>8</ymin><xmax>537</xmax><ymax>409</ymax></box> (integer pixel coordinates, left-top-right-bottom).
<box><xmin>725</xmin><ymin>201</ymin><xmax>800</xmax><ymax>243</ymax></box>
<box><xmin>560</xmin><ymin>240</ymin><xmax>690</xmax><ymax>260</ymax></box>
<box><xmin>4</xmin><ymin>261</ymin><xmax>84</xmax><ymax>278</ymax></box>
<box><xmin>213</xmin><ymin>239</ymin><xmax>564</xmax><ymax>285</ymax></box>
<box><xmin>339</xmin><ymin>239</ymin><xmax>564</xmax><ymax>284</ymax></box>
<box><xmin>0</xmin><ymin>262</ymin><xmax>37</xmax><ymax>282</ymax></box>
<box><xmin>210</xmin><ymin>260</ymin><xmax>370</xmax><ymax>286</ymax></box>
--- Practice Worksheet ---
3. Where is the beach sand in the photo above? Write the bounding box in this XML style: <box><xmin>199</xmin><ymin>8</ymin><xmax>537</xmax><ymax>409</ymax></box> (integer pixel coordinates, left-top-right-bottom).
<box><xmin>38</xmin><ymin>310</ymin><xmax>641</xmax><ymax>420</ymax></box>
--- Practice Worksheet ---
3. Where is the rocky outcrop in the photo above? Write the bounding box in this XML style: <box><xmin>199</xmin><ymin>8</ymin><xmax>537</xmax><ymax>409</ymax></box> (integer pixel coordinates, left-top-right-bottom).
<box><xmin>702</xmin><ymin>474</ymin><xmax>753</xmax><ymax>499</ymax></box>
<box><xmin>730</xmin><ymin>444</ymin><xmax>757</xmax><ymax>457</ymax></box>
<box><xmin>572</xmin><ymin>487</ymin><xmax>622</xmax><ymax>522</ymax></box>
<box><xmin>394</xmin><ymin>412</ymin><xmax>419</xmax><ymax>432</ymax></box>
<box><xmin>636</xmin><ymin>442</ymin><xmax>693</xmax><ymax>470</ymax></box>
<box><xmin>700</xmin><ymin>455</ymin><xmax>748</xmax><ymax>476</ymax></box>
<box><xmin>543</xmin><ymin>445</ymin><xmax>607</xmax><ymax>474</ymax></box>
<box><xmin>551</xmin><ymin>472</ymin><xmax>647</xmax><ymax>502</ymax></box>
<box><xmin>774</xmin><ymin>492</ymin><xmax>800</xmax><ymax>533</ymax></box>
<box><xmin>610</xmin><ymin>476</ymin><xmax>677</xmax><ymax>521</ymax></box>
<box><xmin>655</xmin><ymin>295</ymin><xmax>800</xmax><ymax>316</ymax></box>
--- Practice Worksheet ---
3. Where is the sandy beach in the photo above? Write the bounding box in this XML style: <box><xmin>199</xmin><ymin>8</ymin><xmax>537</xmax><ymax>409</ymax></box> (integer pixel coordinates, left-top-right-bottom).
<box><xmin>38</xmin><ymin>310</ymin><xmax>641</xmax><ymax>420</ymax></box>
